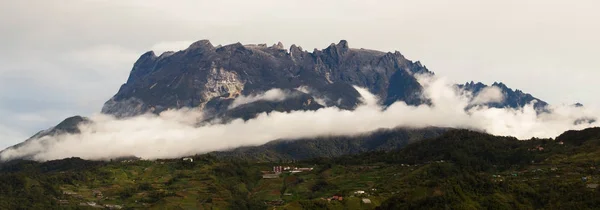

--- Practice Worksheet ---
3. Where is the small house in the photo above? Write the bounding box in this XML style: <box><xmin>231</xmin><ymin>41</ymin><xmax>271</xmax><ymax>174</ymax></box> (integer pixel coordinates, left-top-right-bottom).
<box><xmin>362</xmin><ymin>198</ymin><xmax>372</xmax><ymax>204</ymax></box>
<box><xmin>182</xmin><ymin>157</ymin><xmax>193</xmax><ymax>162</ymax></box>
<box><xmin>354</xmin><ymin>190</ymin><xmax>365</xmax><ymax>195</ymax></box>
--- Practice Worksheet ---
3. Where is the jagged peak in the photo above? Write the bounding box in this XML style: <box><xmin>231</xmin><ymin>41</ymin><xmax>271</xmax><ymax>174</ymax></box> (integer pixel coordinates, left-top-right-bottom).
<box><xmin>325</xmin><ymin>40</ymin><xmax>350</xmax><ymax>51</ymax></box>
<box><xmin>415</xmin><ymin>61</ymin><xmax>423</xmax><ymax>67</ymax></box>
<box><xmin>393</xmin><ymin>50</ymin><xmax>405</xmax><ymax>59</ymax></box>
<box><xmin>158</xmin><ymin>51</ymin><xmax>175</xmax><ymax>59</ymax></box>
<box><xmin>289</xmin><ymin>44</ymin><xmax>304</xmax><ymax>56</ymax></box>
<box><xmin>323</xmin><ymin>40</ymin><xmax>351</xmax><ymax>59</ymax></box>
<box><xmin>289</xmin><ymin>44</ymin><xmax>302</xmax><ymax>52</ymax></box>
<box><xmin>337</xmin><ymin>40</ymin><xmax>349</xmax><ymax>49</ymax></box>
<box><xmin>271</xmin><ymin>41</ymin><xmax>285</xmax><ymax>50</ymax></box>
<box><xmin>188</xmin><ymin>39</ymin><xmax>214</xmax><ymax>51</ymax></box>
<box><xmin>216</xmin><ymin>42</ymin><xmax>246</xmax><ymax>52</ymax></box>
<box><xmin>140</xmin><ymin>50</ymin><xmax>157</xmax><ymax>59</ymax></box>
<box><xmin>133</xmin><ymin>51</ymin><xmax>157</xmax><ymax>66</ymax></box>
<box><xmin>492</xmin><ymin>82</ymin><xmax>508</xmax><ymax>88</ymax></box>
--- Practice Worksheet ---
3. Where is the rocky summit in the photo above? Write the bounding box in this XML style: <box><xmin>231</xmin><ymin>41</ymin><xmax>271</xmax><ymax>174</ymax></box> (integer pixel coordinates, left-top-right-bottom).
<box><xmin>101</xmin><ymin>40</ymin><xmax>547</xmax><ymax>120</ymax></box>
<box><xmin>458</xmin><ymin>81</ymin><xmax>547</xmax><ymax>110</ymax></box>
<box><xmin>101</xmin><ymin>40</ymin><xmax>432</xmax><ymax>119</ymax></box>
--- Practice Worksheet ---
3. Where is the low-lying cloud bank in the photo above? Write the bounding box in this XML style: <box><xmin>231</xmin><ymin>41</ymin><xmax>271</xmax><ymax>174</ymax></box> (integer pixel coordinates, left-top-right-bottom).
<box><xmin>1</xmin><ymin>75</ymin><xmax>597</xmax><ymax>161</ymax></box>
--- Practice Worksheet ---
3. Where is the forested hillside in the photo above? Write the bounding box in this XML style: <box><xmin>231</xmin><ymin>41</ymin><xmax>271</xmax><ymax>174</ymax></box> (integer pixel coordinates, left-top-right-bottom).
<box><xmin>1</xmin><ymin>128</ymin><xmax>599</xmax><ymax>209</ymax></box>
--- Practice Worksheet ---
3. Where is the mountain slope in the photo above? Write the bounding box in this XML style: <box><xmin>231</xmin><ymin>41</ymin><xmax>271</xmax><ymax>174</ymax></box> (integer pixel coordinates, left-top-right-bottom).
<box><xmin>1</xmin><ymin>116</ymin><xmax>89</xmax><ymax>158</ymax></box>
<box><xmin>458</xmin><ymin>81</ymin><xmax>548</xmax><ymax>110</ymax></box>
<box><xmin>211</xmin><ymin>127</ymin><xmax>449</xmax><ymax>161</ymax></box>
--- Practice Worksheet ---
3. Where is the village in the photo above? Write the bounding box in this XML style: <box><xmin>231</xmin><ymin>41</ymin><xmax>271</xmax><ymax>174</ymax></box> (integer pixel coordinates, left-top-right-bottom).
<box><xmin>261</xmin><ymin>165</ymin><xmax>315</xmax><ymax>179</ymax></box>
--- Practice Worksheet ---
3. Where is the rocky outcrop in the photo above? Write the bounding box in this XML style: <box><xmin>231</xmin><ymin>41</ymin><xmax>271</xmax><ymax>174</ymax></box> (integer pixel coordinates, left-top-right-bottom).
<box><xmin>458</xmin><ymin>81</ymin><xmax>548</xmax><ymax>110</ymax></box>
<box><xmin>102</xmin><ymin>40</ymin><xmax>432</xmax><ymax>118</ymax></box>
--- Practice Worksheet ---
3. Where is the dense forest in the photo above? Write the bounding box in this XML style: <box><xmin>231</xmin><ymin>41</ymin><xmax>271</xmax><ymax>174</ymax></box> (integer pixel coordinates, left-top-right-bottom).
<box><xmin>1</xmin><ymin>128</ymin><xmax>599</xmax><ymax>209</ymax></box>
<box><xmin>210</xmin><ymin>127</ymin><xmax>448</xmax><ymax>161</ymax></box>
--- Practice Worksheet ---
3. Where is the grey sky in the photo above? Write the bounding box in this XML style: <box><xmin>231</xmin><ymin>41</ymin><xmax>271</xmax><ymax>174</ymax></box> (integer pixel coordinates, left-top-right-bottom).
<box><xmin>0</xmin><ymin>0</ymin><xmax>598</xmax><ymax>150</ymax></box>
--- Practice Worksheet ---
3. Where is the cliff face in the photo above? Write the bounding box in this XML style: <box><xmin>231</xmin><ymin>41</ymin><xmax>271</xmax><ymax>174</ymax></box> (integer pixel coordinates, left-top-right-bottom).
<box><xmin>458</xmin><ymin>81</ymin><xmax>548</xmax><ymax>110</ymax></box>
<box><xmin>101</xmin><ymin>40</ymin><xmax>431</xmax><ymax>118</ymax></box>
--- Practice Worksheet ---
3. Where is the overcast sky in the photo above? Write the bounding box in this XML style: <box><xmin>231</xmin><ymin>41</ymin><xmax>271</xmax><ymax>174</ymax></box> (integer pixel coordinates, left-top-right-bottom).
<box><xmin>0</xmin><ymin>0</ymin><xmax>598</xmax><ymax>150</ymax></box>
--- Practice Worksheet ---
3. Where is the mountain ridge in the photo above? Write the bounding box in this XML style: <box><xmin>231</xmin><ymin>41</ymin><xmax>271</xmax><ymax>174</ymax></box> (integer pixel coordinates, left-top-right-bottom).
<box><xmin>101</xmin><ymin>39</ymin><xmax>432</xmax><ymax>119</ymax></box>
<box><xmin>1</xmin><ymin>39</ymin><xmax>557</xmax><ymax>161</ymax></box>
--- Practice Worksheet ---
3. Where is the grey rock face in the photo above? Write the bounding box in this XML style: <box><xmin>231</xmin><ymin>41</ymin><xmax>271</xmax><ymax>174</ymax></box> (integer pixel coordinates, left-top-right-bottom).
<box><xmin>101</xmin><ymin>97</ymin><xmax>151</xmax><ymax>118</ymax></box>
<box><xmin>102</xmin><ymin>40</ymin><xmax>432</xmax><ymax>118</ymax></box>
<box><xmin>458</xmin><ymin>81</ymin><xmax>548</xmax><ymax>110</ymax></box>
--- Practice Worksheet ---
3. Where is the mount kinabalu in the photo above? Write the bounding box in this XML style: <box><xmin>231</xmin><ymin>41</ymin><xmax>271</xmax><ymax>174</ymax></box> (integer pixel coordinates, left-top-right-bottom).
<box><xmin>101</xmin><ymin>39</ymin><xmax>546</xmax><ymax>120</ymax></box>
<box><xmin>1</xmin><ymin>40</ymin><xmax>549</xmax><ymax>158</ymax></box>
<box><xmin>101</xmin><ymin>39</ymin><xmax>431</xmax><ymax>119</ymax></box>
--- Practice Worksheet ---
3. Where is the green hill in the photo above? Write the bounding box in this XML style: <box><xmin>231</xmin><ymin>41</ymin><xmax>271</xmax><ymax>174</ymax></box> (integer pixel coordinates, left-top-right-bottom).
<box><xmin>211</xmin><ymin>127</ymin><xmax>448</xmax><ymax>162</ymax></box>
<box><xmin>1</xmin><ymin>127</ymin><xmax>599</xmax><ymax>209</ymax></box>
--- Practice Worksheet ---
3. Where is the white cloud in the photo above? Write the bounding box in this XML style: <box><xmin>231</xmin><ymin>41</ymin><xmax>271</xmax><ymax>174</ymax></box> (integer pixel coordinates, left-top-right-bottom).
<box><xmin>470</xmin><ymin>86</ymin><xmax>505</xmax><ymax>105</ymax></box>
<box><xmin>229</xmin><ymin>89</ymin><xmax>296</xmax><ymax>109</ymax></box>
<box><xmin>2</xmin><ymin>74</ymin><xmax>597</xmax><ymax>162</ymax></box>
<box><xmin>295</xmin><ymin>86</ymin><xmax>328</xmax><ymax>106</ymax></box>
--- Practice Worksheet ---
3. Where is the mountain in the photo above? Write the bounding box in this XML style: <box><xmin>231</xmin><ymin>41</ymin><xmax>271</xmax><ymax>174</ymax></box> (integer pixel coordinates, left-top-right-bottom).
<box><xmin>1</xmin><ymin>116</ymin><xmax>89</xmax><ymax>157</ymax></box>
<box><xmin>101</xmin><ymin>40</ymin><xmax>549</xmax><ymax>120</ymax></box>
<box><xmin>458</xmin><ymin>81</ymin><xmax>548</xmax><ymax>110</ymax></box>
<box><xmin>556</xmin><ymin>127</ymin><xmax>600</xmax><ymax>146</ymax></box>
<box><xmin>1</xmin><ymin>40</ymin><xmax>552</xmax><ymax>160</ymax></box>
<box><xmin>211</xmin><ymin>127</ymin><xmax>449</xmax><ymax>161</ymax></box>
<box><xmin>101</xmin><ymin>40</ymin><xmax>432</xmax><ymax>119</ymax></box>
